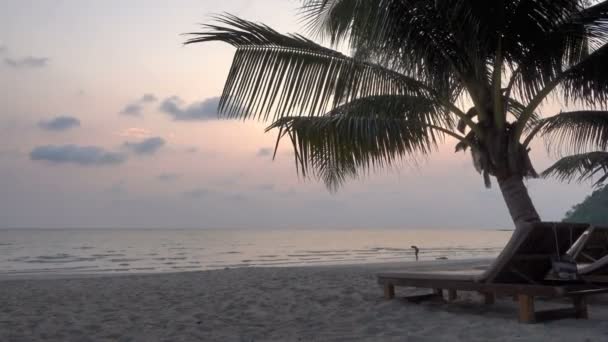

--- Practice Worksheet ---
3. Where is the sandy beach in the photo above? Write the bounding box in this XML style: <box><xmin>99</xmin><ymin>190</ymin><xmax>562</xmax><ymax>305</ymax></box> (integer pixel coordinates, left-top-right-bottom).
<box><xmin>2</xmin><ymin>259</ymin><xmax>608</xmax><ymax>342</ymax></box>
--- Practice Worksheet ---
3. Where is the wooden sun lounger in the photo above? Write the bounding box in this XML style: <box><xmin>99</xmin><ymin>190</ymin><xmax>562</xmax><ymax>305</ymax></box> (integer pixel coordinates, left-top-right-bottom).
<box><xmin>377</xmin><ymin>222</ymin><xmax>608</xmax><ymax>323</ymax></box>
<box><xmin>378</xmin><ymin>271</ymin><xmax>608</xmax><ymax>323</ymax></box>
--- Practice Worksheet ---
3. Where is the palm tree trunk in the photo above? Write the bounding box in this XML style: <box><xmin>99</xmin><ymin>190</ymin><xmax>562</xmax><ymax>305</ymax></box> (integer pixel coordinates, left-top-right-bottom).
<box><xmin>497</xmin><ymin>175</ymin><xmax>541</xmax><ymax>228</ymax></box>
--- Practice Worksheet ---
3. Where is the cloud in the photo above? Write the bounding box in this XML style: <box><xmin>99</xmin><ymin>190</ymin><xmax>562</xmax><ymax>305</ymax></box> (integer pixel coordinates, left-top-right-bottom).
<box><xmin>257</xmin><ymin>147</ymin><xmax>273</xmax><ymax>157</ymax></box>
<box><xmin>119</xmin><ymin>128</ymin><xmax>151</xmax><ymax>139</ymax></box>
<box><xmin>120</xmin><ymin>104</ymin><xmax>143</xmax><ymax>116</ymax></box>
<box><xmin>30</xmin><ymin>145</ymin><xmax>126</xmax><ymax>166</ymax></box>
<box><xmin>0</xmin><ymin>45</ymin><xmax>6</xmax><ymax>54</ymax></box>
<box><xmin>157</xmin><ymin>173</ymin><xmax>179</xmax><ymax>182</ymax></box>
<box><xmin>140</xmin><ymin>94</ymin><xmax>157</xmax><ymax>103</ymax></box>
<box><xmin>119</xmin><ymin>93</ymin><xmax>157</xmax><ymax>116</ymax></box>
<box><xmin>38</xmin><ymin>116</ymin><xmax>81</xmax><ymax>131</ymax></box>
<box><xmin>159</xmin><ymin>96</ymin><xmax>221</xmax><ymax>121</ymax></box>
<box><xmin>123</xmin><ymin>136</ymin><xmax>166</xmax><ymax>155</ymax></box>
<box><xmin>183</xmin><ymin>188</ymin><xmax>211</xmax><ymax>199</ymax></box>
<box><xmin>5</xmin><ymin>56</ymin><xmax>49</xmax><ymax>68</ymax></box>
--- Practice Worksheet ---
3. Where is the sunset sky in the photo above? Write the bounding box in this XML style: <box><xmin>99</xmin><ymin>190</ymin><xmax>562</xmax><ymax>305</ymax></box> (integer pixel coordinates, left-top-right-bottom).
<box><xmin>0</xmin><ymin>0</ymin><xmax>595</xmax><ymax>229</ymax></box>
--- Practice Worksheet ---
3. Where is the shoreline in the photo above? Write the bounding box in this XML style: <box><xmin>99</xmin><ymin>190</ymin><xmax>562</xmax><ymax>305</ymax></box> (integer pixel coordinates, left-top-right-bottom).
<box><xmin>0</xmin><ymin>258</ymin><xmax>493</xmax><ymax>282</ymax></box>
<box><xmin>3</xmin><ymin>258</ymin><xmax>608</xmax><ymax>341</ymax></box>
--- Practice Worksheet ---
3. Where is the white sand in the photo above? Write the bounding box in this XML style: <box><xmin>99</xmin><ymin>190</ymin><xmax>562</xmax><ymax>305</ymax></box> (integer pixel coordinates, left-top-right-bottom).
<box><xmin>2</xmin><ymin>259</ymin><xmax>608</xmax><ymax>341</ymax></box>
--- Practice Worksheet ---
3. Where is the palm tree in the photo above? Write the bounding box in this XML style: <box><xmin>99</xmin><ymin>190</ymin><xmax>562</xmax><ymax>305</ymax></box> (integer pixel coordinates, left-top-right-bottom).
<box><xmin>185</xmin><ymin>1</ymin><xmax>608</xmax><ymax>230</ymax></box>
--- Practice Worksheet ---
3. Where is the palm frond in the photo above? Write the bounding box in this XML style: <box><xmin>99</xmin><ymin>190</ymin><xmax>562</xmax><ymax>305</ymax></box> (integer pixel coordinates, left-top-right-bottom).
<box><xmin>325</xmin><ymin>94</ymin><xmax>456</xmax><ymax>129</ymax></box>
<box><xmin>265</xmin><ymin>101</ymin><xmax>452</xmax><ymax>190</ymax></box>
<box><xmin>185</xmin><ymin>14</ymin><xmax>438</xmax><ymax>122</ymax></box>
<box><xmin>514</xmin><ymin>43</ymin><xmax>608</xmax><ymax>142</ymax></box>
<box><xmin>542</xmin><ymin>151</ymin><xmax>608</xmax><ymax>185</ymax></box>
<box><xmin>541</xmin><ymin>110</ymin><xmax>608</xmax><ymax>154</ymax></box>
<box><xmin>561</xmin><ymin>42</ymin><xmax>608</xmax><ymax>106</ymax></box>
<box><xmin>300</xmin><ymin>1</ymin><xmax>480</xmax><ymax>105</ymax></box>
<box><xmin>300</xmin><ymin>0</ymin><xmax>394</xmax><ymax>48</ymax></box>
<box><xmin>513</xmin><ymin>0</ymin><xmax>608</xmax><ymax>102</ymax></box>
<box><xmin>507</xmin><ymin>97</ymin><xmax>542</xmax><ymax>129</ymax></box>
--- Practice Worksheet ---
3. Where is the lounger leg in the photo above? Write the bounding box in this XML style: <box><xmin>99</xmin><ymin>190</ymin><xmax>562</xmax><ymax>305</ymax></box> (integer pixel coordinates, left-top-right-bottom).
<box><xmin>518</xmin><ymin>294</ymin><xmax>535</xmax><ymax>324</ymax></box>
<box><xmin>384</xmin><ymin>284</ymin><xmax>395</xmax><ymax>300</ymax></box>
<box><xmin>448</xmin><ymin>289</ymin><xmax>457</xmax><ymax>301</ymax></box>
<box><xmin>484</xmin><ymin>292</ymin><xmax>495</xmax><ymax>305</ymax></box>
<box><xmin>433</xmin><ymin>288</ymin><xmax>443</xmax><ymax>299</ymax></box>
<box><xmin>573</xmin><ymin>296</ymin><xmax>588</xmax><ymax>319</ymax></box>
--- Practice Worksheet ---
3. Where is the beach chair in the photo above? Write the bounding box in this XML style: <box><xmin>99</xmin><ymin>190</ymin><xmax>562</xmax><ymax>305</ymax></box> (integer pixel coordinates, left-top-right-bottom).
<box><xmin>377</xmin><ymin>222</ymin><xmax>608</xmax><ymax>323</ymax></box>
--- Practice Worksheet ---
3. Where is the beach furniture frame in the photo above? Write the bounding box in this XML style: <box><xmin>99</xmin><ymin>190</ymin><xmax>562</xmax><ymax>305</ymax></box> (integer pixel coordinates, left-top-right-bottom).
<box><xmin>568</xmin><ymin>225</ymin><xmax>608</xmax><ymax>263</ymax></box>
<box><xmin>377</xmin><ymin>222</ymin><xmax>608</xmax><ymax>323</ymax></box>
<box><xmin>580</xmin><ymin>254</ymin><xmax>608</xmax><ymax>280</ymax></box>
<box><xmin>566</xmin><ymin>225</ymin><xmax>608</xmax><ymax>282</ymax></box>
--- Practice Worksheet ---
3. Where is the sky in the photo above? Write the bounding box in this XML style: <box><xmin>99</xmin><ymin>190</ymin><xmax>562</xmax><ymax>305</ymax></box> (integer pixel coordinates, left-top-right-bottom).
<box><xmin>0</xmin><ymin>0</ymin><xmax>596</xmax><ymax>229</ymax></box>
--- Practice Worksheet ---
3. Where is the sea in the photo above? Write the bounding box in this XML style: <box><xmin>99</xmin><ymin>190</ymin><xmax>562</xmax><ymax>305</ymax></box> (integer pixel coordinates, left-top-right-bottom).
<box><xmin>0</xmin><ymin>228</ymin><xmax>512</xmax><ymax>278</ymax></box>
